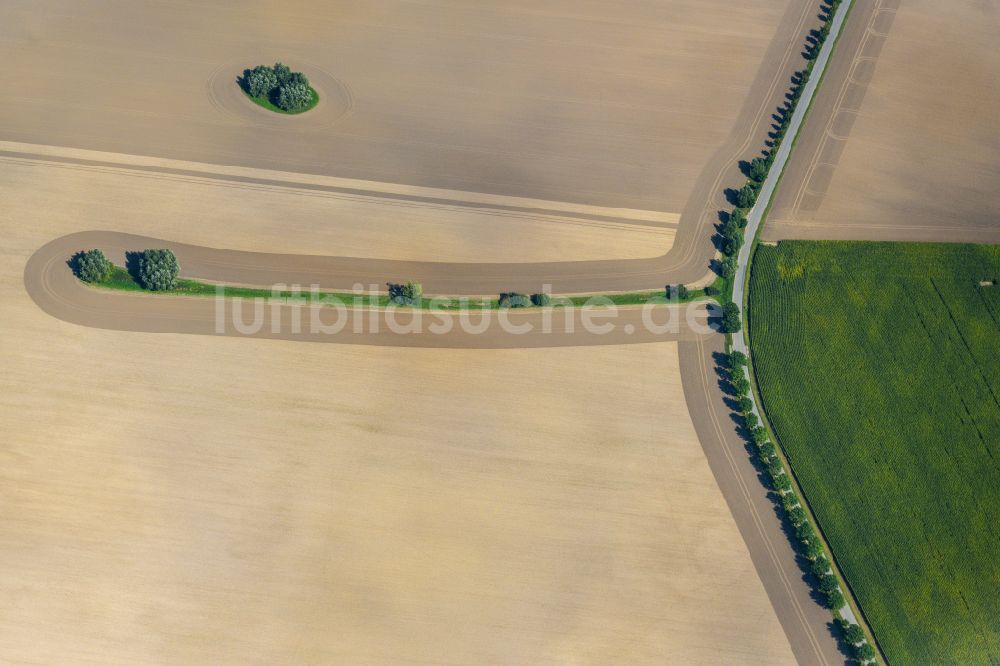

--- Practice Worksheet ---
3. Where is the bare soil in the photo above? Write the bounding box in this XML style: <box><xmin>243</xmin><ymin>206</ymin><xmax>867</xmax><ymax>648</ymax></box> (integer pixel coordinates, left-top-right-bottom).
<box><xmin>765</xmin><ymin>0</ymin><xmax>1000</xmax><ymax>243</ymax></box>
<box><xmin>1</xmin><ymin>0</ymin><xmax>795</xmax><ymax>214</ymax></box>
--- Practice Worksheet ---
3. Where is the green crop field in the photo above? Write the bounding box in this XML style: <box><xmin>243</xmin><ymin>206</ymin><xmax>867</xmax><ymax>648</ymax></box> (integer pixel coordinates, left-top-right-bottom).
<box><xmin>748</xmin><ymin>241</ymin><xmax>1000</xmax><ymax>665</ymax></box>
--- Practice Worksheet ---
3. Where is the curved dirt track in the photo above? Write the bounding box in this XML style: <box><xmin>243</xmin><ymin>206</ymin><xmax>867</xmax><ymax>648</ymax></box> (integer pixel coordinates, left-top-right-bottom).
<box><xmin>4</xmin><ymin>0</ymin><xmax>826</xmax><ymax>292</ymax></box>
<box><xmin>679</xmin><ymin>337</ymin><xmax>846</xmax><ymax>665</ymax></box>
<box><xmin>26</xmin><ymin>231</ymin><xmax>714</xmax><ymax>349</ymax></box>
<box><xmin>11</xmin><ymin>0</ymin><xmax>892</xmax><ymax>294</ymax></box>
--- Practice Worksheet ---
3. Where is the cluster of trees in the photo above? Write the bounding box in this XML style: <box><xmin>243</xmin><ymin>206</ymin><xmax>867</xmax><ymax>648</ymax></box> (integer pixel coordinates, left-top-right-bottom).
<box><xmin>498</xmin><ymin>292</ymin><xmax>531</xmax><ymax>308</ymax></box>
<box><xmin>530</xmin><ymin>292</ymin><xmax>552</xmax><ymax>307</ymax></box>
<box><xmin>384</xmin><ymin>285</ymin><xmax>555</xmax><ymax>308</ymax></box>
<box><xmin>726</xmin><ymin>350</ymin><xmax>876</xmax><ymax>663</ymax></box>
<box><xmin>240</xmin><ymin>63</ymin><xmax>314</xmax><ymax>112</ymax></box>
<box><xmin>137</xmin><ymin>249</ymin><xmax>180</xmax><ymax>291</ymax></box>
<box><xmin>72</xmin><ymin>248</ymin><xmax>180</xmax><ymax>292</ymax></box>
<box><xmin>665</xmin><ymin>284</ymin><xmax>689</xmax><ymax>300</ymax></box>
<box><xmin>838</xmin><ymin>618</ymin><xmax>878</xmax><ymax>663</ymax></box>
<box><xmin>720</xmin><ymin>301</ymin><xmax>741</xmax><ymax>334</ymax></box>
<box><xmin>387</xmin><ymin>281</ymin><xmax>423</xmax><ymax>306</ymax></box>
<box><xmin>499</xmin><ymin>292</ymin><xmax>552</xmax><ymax>307</ymax></box>
<box><xmin>73</xmin><ymin>249</ymin><xmax>113</xmax><ymax>283</ymax></box>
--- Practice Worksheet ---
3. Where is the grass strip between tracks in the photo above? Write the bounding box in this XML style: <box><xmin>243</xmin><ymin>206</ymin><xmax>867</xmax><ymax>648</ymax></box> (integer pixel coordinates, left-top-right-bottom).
<box><xmin>93</xmin><ymin>264</ymin><xmax>716</xmax><ymax>310</ymax></box>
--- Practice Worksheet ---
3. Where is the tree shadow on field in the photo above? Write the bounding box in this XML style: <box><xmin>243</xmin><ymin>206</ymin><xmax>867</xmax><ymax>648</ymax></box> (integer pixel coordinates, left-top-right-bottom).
<box><xmin>125</xmin><ymin>251</ymin><xmax>143</xmax><ymax>283</ymax></box>
<box><xmin>66</xmin><ymin>252</ymin><xmax>84</xmax><ymax>278</ymax></box>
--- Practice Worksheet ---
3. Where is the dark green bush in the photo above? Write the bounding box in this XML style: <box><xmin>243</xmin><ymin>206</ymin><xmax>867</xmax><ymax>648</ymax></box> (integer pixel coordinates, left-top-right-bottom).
<box><xmin>772</xmin><ymin>471</ymin><xmax>793</xmax><ymax>493</ymax></box>
<box><xmin>720</xmin><ymin>301</ymin><xmax>742</xmax><ymax>333</ymax></box>
<box><xmin>840</xmin><ymin>621</ymin><xmax>865</xmax><ymax>645</ymax></box>
<box><xmin>499</xmin><ymin>292</ymin><xmax>531</xmax><ymax>308</ymax></box>
<box><xmin>796</xmin><ymin>520</ymin><xmax>817</xmax><ymax>544</ymax></box>
<box><xmin>666</xmin><ymin>284</ymin><xmax>689</xmax><ymax>300</ymax></box>
<box><xmin>530</xmin><ymin>293</ymin><xmax>552</xmax><ymax>306</ymax></box>
<box><xmin>387</xmin><ymin>281</ymin><xmax>423</xmax><ymax>305</ymax></box>
<box><xmin>277</xmin><ymin>82</ymin><xmax>312</xmax><ymax>111</ymax></box>
<box><xmin>825</xmin><ymin>587</ymin><xmax>846</xmax><ymax>610</ymax></box>
<box><xmin>273</xmin><ymin>62</ymin><xmax>293</xmax><ymax>84</ymax></box>
<box><xmin>811</xmin><ymin>555</ymin><xmax>831</xmax><ymax>578</ymax></box>
<box><xmin>854</xmin><ymin>642</ymin><xmax>875</xmax><ymax>662</ymax></box>
<box><xmin>749</xmin><ymin>157</ymin><xmax>769</xmax><ymax>182</ymax></box>
<box><xmin>704</xmin><ymin>285</ymin><xmax>720</xmax><ymax>297</ymax></box>
<box><xmin>286</xmin><ymin>71</ymin><xmax>309</xmax><ymax>87</ymax></box>
<box><xmin>718</xmin><ymin>257</ymin><xmax>736</xmax><ymax>279</ymax></box>
<box><xmin>787</xmin><ymin>505</ymin><xmax>808</xmax><ymax>526</ymax></box>
<box><xmin>73</xmin><ymin>249</ymin><xmax>113</xmax><ymax>283</ymax></box>
<box><xmin>766</xmin><ymin>458</ymin><xmax>785</xmax><ymax>478</ymax></box>
<box><xmin>731</xmin><ymin>207</ymin><xmax>748</xmax><ymax>229</ymax></box>
<box><xmin>728</xmin><ymin>350</ymin><xmax>748</xmax><ymax>368</ymax></box>
<box><xmin>803</xmin><ymin>537</ymin><xmax>824</xmax><ymax>560</ymax></box>
<box><xmin>720</xmin><ymin>216</ymin><xmax>744</xmax><ymax>257</ymax></box>
<box><xmin>138</xmin><ymin>249</ymin><xmax>179</xmax><ymax>291</ymax></box>
<box><xmin>735</xmin><ymin>183</ymin><xmax>758</xmax><ymax>209</ymax></box>
<box><xmin>721</xmin><ymin>228</ymin><xmax>743</xmax><ymax>257</ymax></box>
<box><xmin>818</xmin><ymin>573</ymin><xmax>839</xmax><ymax>597</ymax></box>
<box><xmin>241</xmin><ymin>65</ymin><xmax>278</xmax><ymax>97</ymax></box>
<box><xmin>759</xmin><ymin>441</ymin><xmax>777</xmax><ymax>461</ymax></box>
<box><xmin>730</xmin><ymin>374</ymin><xmax>750</xmax><ymax>396</ymax></box>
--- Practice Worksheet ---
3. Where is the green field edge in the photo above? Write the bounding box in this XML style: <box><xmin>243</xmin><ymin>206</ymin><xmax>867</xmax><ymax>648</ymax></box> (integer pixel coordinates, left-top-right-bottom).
<box><xmin>240</xmin><ymin>86</ymin><xmax>320</xmax><ymax>115</ymax></box>
<box><xmin>87</xmin><ymin>264</ymin><xmax>717</xmax><ymax>311</ymax></box>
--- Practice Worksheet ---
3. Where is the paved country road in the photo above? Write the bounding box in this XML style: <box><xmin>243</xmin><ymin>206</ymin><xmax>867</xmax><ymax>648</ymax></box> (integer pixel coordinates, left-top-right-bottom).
<box><xmin>728</xmin><ymin>0</ymin><xmax>867</xmax><ymax>657</ymax></box>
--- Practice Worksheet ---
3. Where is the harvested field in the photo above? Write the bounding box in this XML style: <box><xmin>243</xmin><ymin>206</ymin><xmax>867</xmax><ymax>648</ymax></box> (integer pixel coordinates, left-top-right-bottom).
<box><xmin>765</xmin><ymin>0</ymin><xmax>1000</xmax><ymax>243</ymax></box>
<box><xmin>1</xmin><ymin>0</ymin><xmax>797</xmax><ymax>215</ymax></box>
<box><xmin>0</xmin><ymin>329</ymin><xmax>793</xmax><ymax>662</ymax></box>
<box><xmin>0</xmin><ymin>147</ymin><xmax>673</xmax><ymax>264</ymax></box>
<box><xmin>748</xmin><ymin>241</ymin><xmax>1000</xmax><ymax>664</ymax></box>
<box><xmin>0</xmin><ymin>152</ymin><xmax>794</xmax><ymax>662</ymax></box>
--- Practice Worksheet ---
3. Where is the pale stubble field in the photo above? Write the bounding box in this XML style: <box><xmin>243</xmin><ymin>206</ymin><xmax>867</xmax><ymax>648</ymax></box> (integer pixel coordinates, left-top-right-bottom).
<box><xmin>0</xmin><ymin>297</ymin><xmax>794</xmax><ymax>663</ymax></box>
<box><xmin>0</xmin><ymin>158</ymin><xmax>794</xmax><ymax>663</ymax></box>
<box><xmin>0</xmin><ymin>0</ymin><xmax>814</xmax><ymax>659</ymax></box>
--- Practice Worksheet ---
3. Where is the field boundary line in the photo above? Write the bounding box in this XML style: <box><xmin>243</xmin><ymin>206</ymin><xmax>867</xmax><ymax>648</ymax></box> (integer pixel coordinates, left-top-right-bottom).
<box><xmin>0</xmin><ymin>139</ymin><xmax>678</xmax><ymax>227</ymax></box>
